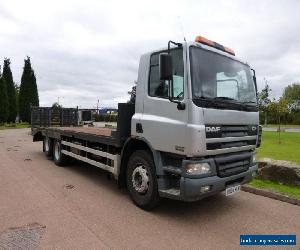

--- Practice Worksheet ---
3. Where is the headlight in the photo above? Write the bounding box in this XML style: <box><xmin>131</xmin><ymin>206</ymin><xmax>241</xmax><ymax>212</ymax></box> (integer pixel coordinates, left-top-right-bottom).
<box><xmin>253</xmin><ymin>154</ymin><xmax>256</xmax><ymax>163</ymax></box>
<box><xmin>185</xmin><ymin>163</ymin><xmax>211</xmax><ymax>175</ymax></box>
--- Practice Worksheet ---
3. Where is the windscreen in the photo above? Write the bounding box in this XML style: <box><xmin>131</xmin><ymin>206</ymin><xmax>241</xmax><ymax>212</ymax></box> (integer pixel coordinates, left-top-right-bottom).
<box><xmin>190</xmin><ymin>46</ymin><xmax>257</xmax><ymax>105</ymax></box>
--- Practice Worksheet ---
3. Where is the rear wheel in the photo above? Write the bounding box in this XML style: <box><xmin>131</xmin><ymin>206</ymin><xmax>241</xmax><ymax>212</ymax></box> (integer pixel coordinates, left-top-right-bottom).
<box><xmin>53</xmin><ymin>140</ymin><xmax>68</xmax><ymax>166</ymax></box>
<box><xmin>43</xmin><ymin>137</ymin><xmax>53</xmax><ymax>158</ymax></box>
<box><xmin>126</xmin><ymin>150</ymin><xmax>160</xmax><ymax>210</ymax></box>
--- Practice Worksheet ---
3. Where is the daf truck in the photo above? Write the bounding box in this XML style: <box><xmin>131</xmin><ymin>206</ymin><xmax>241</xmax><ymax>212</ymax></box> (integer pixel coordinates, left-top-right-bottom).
<box><xmin>32</xmin><ymin>35</ymin><xmax>261</xmax><ymax>210</ymax></box>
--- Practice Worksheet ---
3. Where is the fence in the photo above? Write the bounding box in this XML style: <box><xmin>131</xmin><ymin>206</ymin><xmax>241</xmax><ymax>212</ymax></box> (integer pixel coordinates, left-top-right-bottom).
<box><xmin>31</xmin><ymin>106</ymin><xmax>78</xmax><ymax>128</ymax></box>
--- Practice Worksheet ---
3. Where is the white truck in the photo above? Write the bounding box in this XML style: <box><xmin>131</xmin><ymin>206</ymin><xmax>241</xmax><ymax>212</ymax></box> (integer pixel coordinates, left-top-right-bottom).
<box><xmin>32</xmin><ymin>35</ymin><xmax>261</xmax><ymax>210</ymax></box>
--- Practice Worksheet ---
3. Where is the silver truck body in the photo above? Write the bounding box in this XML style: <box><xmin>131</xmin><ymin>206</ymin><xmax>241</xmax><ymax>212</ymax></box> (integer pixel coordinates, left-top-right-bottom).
<box><xmin>33</xmin><ymin>40</ymin><xmax>260</xmax><ymax>207</ymax></box>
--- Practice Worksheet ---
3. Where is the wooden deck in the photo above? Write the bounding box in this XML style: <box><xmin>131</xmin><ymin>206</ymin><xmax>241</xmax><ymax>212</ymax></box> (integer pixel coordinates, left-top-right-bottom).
<box><xmin>54</xmin><ymin>127</ymin><xmax>114</xmax><ymax>137</ymax></box>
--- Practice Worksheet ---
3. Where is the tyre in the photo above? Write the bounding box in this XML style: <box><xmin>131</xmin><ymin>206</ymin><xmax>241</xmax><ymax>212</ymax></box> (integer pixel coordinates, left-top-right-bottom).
<box><xmin>43</xmin><ymin>136</ymin><xmax>53</xmax><ymax>158</ymax></box>
<box><xmin>126</xmin><ymin>150</ymin><xmax>160</xmax><ymax>210</ymax></box>
<box><xmin>53</xmin><ymin>140</ymin><xmax>68</xmax><ymax>166</ymax></box>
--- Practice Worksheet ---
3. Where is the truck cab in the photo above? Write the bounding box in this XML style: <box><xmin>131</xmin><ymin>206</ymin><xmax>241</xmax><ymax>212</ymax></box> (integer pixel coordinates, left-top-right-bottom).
<box><xmin>130</xmin><ymin>36</ymin><xmax>259</xmax><ymax>205</ymax></box>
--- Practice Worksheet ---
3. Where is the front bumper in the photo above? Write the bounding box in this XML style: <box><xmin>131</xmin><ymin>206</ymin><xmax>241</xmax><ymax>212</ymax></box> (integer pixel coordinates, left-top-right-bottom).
<box><xmin>181</xmin><ymin>164</ymin><xmax>257</xmax><ymax>201</ymax></box>
<box><xmin>159</xmin><ymin>164</ymin><xmax>258</xmax><ymax>201</ymax></box>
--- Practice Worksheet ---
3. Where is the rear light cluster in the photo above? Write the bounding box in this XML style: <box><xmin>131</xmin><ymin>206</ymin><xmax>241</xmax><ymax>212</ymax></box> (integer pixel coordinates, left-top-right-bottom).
<box><xmin>195</xmin><ymin>36</ymin><xmax>235</xmax><ymax>56</ymax></box>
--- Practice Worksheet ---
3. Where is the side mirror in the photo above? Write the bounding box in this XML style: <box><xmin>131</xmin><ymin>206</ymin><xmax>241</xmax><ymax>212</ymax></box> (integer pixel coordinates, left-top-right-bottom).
<box><xmin>159</xmin><ymin>53</ymin><xmax>173</xmax><ymax>81</ymax></box>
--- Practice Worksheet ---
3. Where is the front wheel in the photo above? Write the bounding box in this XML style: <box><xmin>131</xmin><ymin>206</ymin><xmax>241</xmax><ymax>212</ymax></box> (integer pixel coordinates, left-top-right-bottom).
<box><xmin>126</xmin><ymin>150</ymin><xmax>160</xmax><ymax>210</ymax></box>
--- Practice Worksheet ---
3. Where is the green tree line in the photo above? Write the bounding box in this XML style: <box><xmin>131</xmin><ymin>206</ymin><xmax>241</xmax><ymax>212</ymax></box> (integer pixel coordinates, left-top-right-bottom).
<box><xmin>258</xmin><ymin>82</ymin><xmax>300</xmax><ymax>125</ymax></box>
<box><xmin>0</xmin><ymin>57</ymin><xmax>39</xmax><ymax>124</ymax></box>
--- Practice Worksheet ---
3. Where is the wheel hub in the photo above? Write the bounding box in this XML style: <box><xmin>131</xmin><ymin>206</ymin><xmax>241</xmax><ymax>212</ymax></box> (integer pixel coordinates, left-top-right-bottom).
<box><xmin>132</xmin><ymin>165</ymin><xmax>149</xmax><ymax>194</ymax></box>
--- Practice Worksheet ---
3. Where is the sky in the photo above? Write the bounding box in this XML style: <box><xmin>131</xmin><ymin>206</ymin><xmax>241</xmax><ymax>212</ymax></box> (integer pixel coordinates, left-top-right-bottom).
<box><xmin>1</xmin><ymin>0</ymin><xmax>300</xmax><ymax>108</ymax></box>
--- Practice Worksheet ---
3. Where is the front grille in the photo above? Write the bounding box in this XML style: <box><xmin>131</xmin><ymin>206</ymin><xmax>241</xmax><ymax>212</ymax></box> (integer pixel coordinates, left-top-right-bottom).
<box><xmin>207</xmin><ymin>139</ymin><xmax>256</xmax><ymax>150</ymax></box>
<box><xmin>206</xmin><ymin>125</ymin><xmax>258</xmax><ymax>138</ymax></box>
<box><xmin>215</xmin><ymin>151</ymin><xmax>252</xmax><ymax>177</ymax></box>
<box><xmin>206</xmin><ymin>124</ymin><xmax>258</xmax><ymax>152</ymax></box>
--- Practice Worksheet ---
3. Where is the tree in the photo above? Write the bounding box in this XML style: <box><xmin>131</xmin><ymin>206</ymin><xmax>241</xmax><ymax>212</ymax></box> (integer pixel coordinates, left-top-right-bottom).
<box><xmin>15</xmin><ymin>84</ymin><xmax>20</xmax><ymax>115</ymax></box>
<box><xmin>0</xmin><ymin>73</ymin><xmax>9</xmax><ymax>124</ymax></box>
<box><xmin>127</xmin><ymin>81</ymin><xmax>137</xmax><ymax>104</ymax></box>
<box><xmin>19</xmin><ymin>57</ymin><xmax>39</xmax><ymax>122</ymax></box>
<box><xmin>3</xmin><ymin>58</ymin><xmax>17</xmax><ymax>122</ymax></box>
<box><xmin>268</xmin><ymin>98</ymin><xmax>289</xmax><ymax>143</ymax></box>
<box><xmin>257</xmin><ymin>80</ymin><xmax>272</xmax><ymax>125</ymax></box>
<box><xmin>281</xmin><ymin>83</ymin><xmax>300</xmax><ymax>124</ymax></box>
<box><xmin>282</xmin><ymin>83</ymin><xmax>300</xmax><ymax>110</ymax></box>
<box><xmin>52</xmin><ymin>102</ymin><xmax>62</xmax><ymax>109</ymax></box>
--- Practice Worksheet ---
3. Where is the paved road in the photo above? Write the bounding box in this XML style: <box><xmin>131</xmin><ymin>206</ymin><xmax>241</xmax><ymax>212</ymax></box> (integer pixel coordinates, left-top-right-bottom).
<box><xmin>0</xmin><ymin>129</ymin><xmax>299</xmax><ymax>249</ymax></box>
<box><xmin>263</xmin><ymin>127</ymin><xmax>300</xmax><ymax>132</ymax></box>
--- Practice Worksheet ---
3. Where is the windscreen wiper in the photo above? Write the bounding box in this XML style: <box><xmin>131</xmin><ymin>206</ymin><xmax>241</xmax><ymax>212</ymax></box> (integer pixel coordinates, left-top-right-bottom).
<box><xmin>213</xmin><ymin>96</ymin><xmax>236</xmax><ymax>101</ymax></box>
<box><xmin>193</xmin><ymin>96</ymin><xmax>236</xmax><ymax>104</ymax></box>
<box><xmin>193</xmin><ymin>96</ymin><xmax>234</xmax><ymax>108</ymax></box>
<box><xmin>193</xmin><ymin>96</ymin><xmax>257</xmax><ymax>110</ymax></box>
<box><xmin>194</xmin><ymin>96</ymin><xmax>235</xmax><ymax>101</ymax></box>
<box><xmin>212</xmin><ymin>96</ymin><xmax>237</xmax><ymax>102</ymax></box>
<box><xmin>214</xmin><ymin>97</ymin><xmax>257</xmax><ymax>107</ymax></box>
<box><xmin>240</xmin><ymin>101</ymin><xmax>257</xmax><ymax>105</ymax></box>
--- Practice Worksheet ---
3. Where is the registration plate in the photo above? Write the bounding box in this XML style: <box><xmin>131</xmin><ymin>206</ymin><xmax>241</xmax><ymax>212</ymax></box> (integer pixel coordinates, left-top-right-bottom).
<box><xmin>225</xmin><ymin>185</ymin><xmax>241</xmax><ymax>196</ymax></box>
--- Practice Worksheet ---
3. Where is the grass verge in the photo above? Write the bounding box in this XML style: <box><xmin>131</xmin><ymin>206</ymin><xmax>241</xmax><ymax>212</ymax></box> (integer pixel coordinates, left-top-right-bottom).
<box><xmin>0</xmin><ymin>122</ymin><xmax>30</xmax><ymax>130</ymax></box>
<box><xmin>257</xmin><ymin>131</ymin><xmax>300</xmax><ymax>164</ymax></box>
<box><xmin>249</xmin><ymin>178</ymin><xmax>300</xmax><ymax>199</ymax></box>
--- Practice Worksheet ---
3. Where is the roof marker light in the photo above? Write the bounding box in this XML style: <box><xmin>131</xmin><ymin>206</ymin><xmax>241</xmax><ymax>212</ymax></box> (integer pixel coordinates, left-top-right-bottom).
<box><xmin>195</xmin><ymin>35</ymin><xmax>235</xmax><ymax>56</ymax></box>
<box><xmin>195</xmin><ymin>36</ymin><xmax>215</xmax><ymax>46</ymax></box>
<box><xmin>224</xmin><ymin>47</ymin><xmax>235</xmax><ymax>56</ymax></box>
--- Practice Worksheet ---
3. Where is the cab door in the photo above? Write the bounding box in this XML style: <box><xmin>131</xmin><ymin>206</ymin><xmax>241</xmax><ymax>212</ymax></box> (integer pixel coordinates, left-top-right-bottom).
<box><xmin>140</xmin><ymin>48</ymin><xmax>188</xmax><ymax>155</ymax></box>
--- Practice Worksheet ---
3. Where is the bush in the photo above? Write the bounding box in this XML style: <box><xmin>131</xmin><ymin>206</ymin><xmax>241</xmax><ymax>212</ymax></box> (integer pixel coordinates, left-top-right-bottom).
<box><xmin>94</xmin><ymin>113</ymin><xmax>117</xmax><ymax>122</ymax></box>
<box><xmin>94</xmin><ymin>114</ymin><xmax>104</xmax><ymax>122</ymax></box>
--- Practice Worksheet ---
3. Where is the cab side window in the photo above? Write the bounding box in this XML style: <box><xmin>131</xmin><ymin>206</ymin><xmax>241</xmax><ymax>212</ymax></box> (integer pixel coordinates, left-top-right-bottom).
<box><xmin>149</xmin><ymin>48</ymin><xmax>184</xmax><ymax>99</ymax></box>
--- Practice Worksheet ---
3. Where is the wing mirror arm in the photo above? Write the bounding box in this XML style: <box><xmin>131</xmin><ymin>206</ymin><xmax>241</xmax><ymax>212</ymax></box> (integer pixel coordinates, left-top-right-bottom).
<box><xmin>251</xmin><ymin>68</ymin><xmax>258</xmax><ymax>94</ymax></box>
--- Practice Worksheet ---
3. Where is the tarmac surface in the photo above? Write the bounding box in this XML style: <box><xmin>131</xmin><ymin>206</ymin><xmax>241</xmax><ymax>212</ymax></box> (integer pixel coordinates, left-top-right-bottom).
<box><xmin>263</xmin><ymin>127</ymin><xmax>300</xmax><ymax>132</ymax></box>
<box><xmin>0</xmin><ymin>128</ymin><xmax>299</xmax><ymax>249</ymax></box>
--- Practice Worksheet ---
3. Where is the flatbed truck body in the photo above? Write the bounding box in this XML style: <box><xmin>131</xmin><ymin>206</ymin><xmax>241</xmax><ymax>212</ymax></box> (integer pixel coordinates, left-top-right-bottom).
<box><xmin>32</xmin><ymin>36</ymin><xmax>261</xmax><ymax>210</ymax></box>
